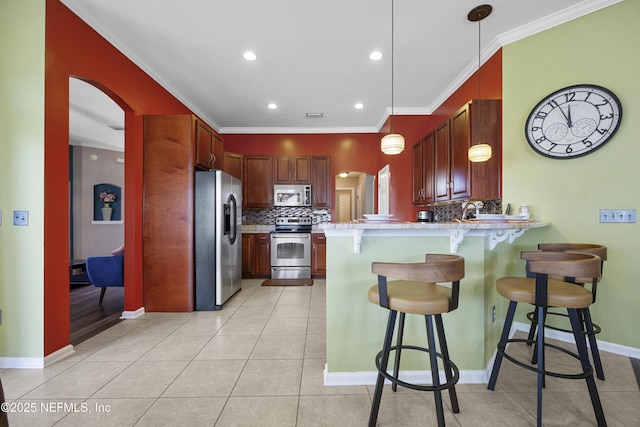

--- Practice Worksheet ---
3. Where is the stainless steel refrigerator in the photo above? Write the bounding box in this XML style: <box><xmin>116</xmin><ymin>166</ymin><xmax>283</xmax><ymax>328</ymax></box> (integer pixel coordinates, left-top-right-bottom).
<box><xmin>195</xmin><ymin>169</ymin><xmax>242</xmax><ymax>310</ymax></box>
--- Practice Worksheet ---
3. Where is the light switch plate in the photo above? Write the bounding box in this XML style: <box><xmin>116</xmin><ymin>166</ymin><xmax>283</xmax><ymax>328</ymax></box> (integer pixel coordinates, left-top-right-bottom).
<box><xmin>600</xmin><ymin>209</ymin><xmax>636</xmax><ymax>223</ymax></box>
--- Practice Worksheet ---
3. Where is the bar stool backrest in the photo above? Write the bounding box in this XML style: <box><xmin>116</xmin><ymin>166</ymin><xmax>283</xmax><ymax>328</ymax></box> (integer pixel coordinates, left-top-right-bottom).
<box><xmin>522</xmin><ymin>251</ymin><xmax>601</xmax><ymax>285</ymax></box>
<box><xmin>372</xmin><ymin>254</ymin><xmax>465</xmax><ymax>283</ymax></box>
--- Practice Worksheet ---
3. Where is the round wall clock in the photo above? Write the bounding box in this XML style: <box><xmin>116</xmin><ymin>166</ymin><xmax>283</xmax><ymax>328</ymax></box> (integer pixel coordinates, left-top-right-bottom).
<box><xmin>524</xmin><ymin>84</ymin><xmax>622</xmax><ymax>159</ymax></box>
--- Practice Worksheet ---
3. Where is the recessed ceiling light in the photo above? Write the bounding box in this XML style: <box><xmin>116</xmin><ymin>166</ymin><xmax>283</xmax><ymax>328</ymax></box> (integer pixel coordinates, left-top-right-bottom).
<box><xmin>369</xmin><ymin>51</ymin><xmax>383</xmax><ymax>61</ymax></box>
<box><xmin>268</xmin><ymin>103</ymin><xmax>277</xmax><ymax>110</ymax></box>
<box><xmin>354</xmin><ymin>103</ymin><xmax>364</xmax><ymax>110</ymax></box>
<box><xmin>243</xmin><ymin>51</ymin><xmax>257</xmax><ymax>61</ymax></box>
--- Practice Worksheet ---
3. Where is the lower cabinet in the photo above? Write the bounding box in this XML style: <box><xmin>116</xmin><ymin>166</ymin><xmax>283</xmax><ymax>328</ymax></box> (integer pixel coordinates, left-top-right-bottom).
<box><xmin>311</xmin><ymin>233</ymin><xmax>326</xmax><ymax>277</ymax></box>
<box><xmin>242</xmin><ymin>233</ymin><xmax>271</xmax><ymax>278</ymax></box>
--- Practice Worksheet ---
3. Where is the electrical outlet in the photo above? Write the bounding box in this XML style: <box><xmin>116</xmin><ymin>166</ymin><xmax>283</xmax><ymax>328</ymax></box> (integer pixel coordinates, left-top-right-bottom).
<box><xmin>0</xmin><ymin>210</ymin><xmax>2</xmax><ymax>225</ymax></box>
<box><xmin>13</xmin><ymin>210</ymin><xmax>29</xmax><ymax>226</ymax></box>
<box><xmin>600</xmin><ymin>209</ymin><xmax>636</xmax><ymax>223</ymax></box>
<box><xmin>492</xmin><ymin>305</ymin><xmax>496</xmax><ymax>323</ymax></box>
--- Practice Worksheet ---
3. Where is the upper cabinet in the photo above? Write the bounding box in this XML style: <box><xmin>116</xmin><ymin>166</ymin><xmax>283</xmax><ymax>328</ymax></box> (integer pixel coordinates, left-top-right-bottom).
<box><xmin>243</xmin><ymin>155</ymin><xmax>331</xmax><ymax>209</ymax></box>
<box><xmin>413</xmin><ymin>99</ymin><xmax>501</xmax><ymax>205</ymax></box>
<box><xmin>412</xmin><ymin>132</ymin><xmax>435</xmax><ymax>205</ymax></box>
<box><xmin>311</xmin><ymin>156</ymin><xmax>331</xmax><ymax>208</ymax></box>
<box><xmin>243</xmin><ymin>155</ymin><xmax>274</xmax><ymax>208</ymax></box>
<box><xmin>223</xmin><ymin>152</ymin><xmax>243</xmax><ymax>180</ymax></box>
<box><xmin>194</xmin><ymin>117</ymin><xmax>223</xmax><ymax>170</ymax></box>
<box><xmin>274</xmin><ymin>156</ymin><xmax>311</xmax><ymax>184</ymax></box>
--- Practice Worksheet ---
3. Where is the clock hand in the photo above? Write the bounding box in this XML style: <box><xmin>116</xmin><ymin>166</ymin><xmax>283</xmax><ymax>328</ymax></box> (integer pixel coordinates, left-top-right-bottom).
<box><xmin>567</xmin><ymin>104</ymin><xmax>573</xmax><ymax>128</ymax></box>
<box><xmin>558</xmin><ymin>106</ymin><xmax>571</xmax><ymax>125</ymax></box>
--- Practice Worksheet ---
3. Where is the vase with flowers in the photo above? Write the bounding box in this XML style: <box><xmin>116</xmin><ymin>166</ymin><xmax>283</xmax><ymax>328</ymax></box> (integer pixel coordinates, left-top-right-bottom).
<box><xmin>99</xmin><ymin>190</ymin><xmax>117</xmax><ymax>221</ymax></box>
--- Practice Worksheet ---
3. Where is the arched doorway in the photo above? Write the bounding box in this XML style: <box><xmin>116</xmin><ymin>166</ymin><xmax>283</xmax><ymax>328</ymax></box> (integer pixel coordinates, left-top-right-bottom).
<box><xmin>68</xmin><ymin>77</ymin><xmax>126</xmax><ymax>344</ymax></box>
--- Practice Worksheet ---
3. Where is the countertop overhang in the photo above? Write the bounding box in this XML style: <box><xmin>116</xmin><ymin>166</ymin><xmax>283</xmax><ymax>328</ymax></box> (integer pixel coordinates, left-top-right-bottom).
<box><xmin>320</xmin><ymin>221</ymin><xmax>550</xmax><ymax>253</ymax></box>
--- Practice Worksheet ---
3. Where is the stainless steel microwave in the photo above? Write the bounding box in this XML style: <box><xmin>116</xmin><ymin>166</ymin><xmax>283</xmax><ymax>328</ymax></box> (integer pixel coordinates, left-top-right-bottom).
<box><xmin>274</xmin><ymin>184</ymin><xmax>312</xmax><ymax>207</ymax></box>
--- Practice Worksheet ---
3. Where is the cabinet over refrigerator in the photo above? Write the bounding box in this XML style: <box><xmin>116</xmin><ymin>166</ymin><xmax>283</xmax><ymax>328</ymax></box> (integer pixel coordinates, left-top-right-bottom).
<box><xmin>195</xmin><ymin>170</ymin><xmax>242</xmax><ymax>309</ymax></box>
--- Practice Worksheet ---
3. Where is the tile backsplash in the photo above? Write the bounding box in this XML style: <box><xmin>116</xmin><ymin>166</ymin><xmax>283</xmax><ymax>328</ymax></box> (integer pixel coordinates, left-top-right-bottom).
<box><xmin>243</xmin><ymin>207</ymin><xmax>331</xmax><ymax>225</ymax></box>
<box><xmin>243</xmin><ymin>199</ymin><xmax>501</xmax><ymax>224</ymax></box>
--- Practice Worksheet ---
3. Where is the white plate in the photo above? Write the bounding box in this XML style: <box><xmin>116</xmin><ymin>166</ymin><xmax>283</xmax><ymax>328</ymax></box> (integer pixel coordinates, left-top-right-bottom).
<box><xmin>362</xmin><ymin>218</ymin><xmax>396</xmax><ymax>223</ymax></box>
<box><xmin>363</xmin><ymin>214</ymin><xmax>394</xmax><ymax>220</ymax></box>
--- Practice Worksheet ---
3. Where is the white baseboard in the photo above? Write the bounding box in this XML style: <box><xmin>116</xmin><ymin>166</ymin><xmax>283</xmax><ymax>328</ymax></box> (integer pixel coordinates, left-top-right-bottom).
<box><xmin>121</xmin><ymin>307</ymin><xmax>145</xmax><ymax>319</ymax></box>
<box><xmin>0</xmin><ymin>345</ymin><xmax>75</xmax><ymax>369</ymax></box>
<box><xmin>324</xmin><ymin>323</ymin><xmax>640</xmax><ymax>386</ymax></box>
<box><xmin>324</xmin><ymin>363</ymin><xmax>487</xmax><ymax>387</ymax></box>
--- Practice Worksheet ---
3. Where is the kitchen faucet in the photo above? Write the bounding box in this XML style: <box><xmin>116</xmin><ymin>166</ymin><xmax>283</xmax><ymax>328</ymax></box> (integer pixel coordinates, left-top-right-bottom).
<box><xmin>461</xmin><ymin>202</ymin><xmax>478</xmax><ymax>220</ymax></box>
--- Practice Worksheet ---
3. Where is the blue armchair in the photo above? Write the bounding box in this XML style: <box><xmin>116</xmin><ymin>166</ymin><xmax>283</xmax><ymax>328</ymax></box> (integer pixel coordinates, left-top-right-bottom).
<box><xmin>86</xmin><ymin>255</ymin><xmax>124</xmax><ymax>304</ymax></box>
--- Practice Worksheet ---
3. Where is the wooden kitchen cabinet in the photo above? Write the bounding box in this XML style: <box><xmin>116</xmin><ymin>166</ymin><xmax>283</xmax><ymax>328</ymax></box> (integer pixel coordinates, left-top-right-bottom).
<box><xmin>242</xmin><ymin>233</ymin><xmax>271</xmax><ymax>278</ymax></box>
<box><xmin>194</xmin><ymin>117</ymin><xmax>223</xmax><ymax>170</ymax></box>
<box><xmin>416</xmin><ymin>99</ymin><xmax>500</xmax><ymax>204</ymax></box>
<box><xmin>143</xmin><ymin>114</ymin><xmax>199</xmax><ymax>311</ymax></box>
<box><xmin>434</xmin><ymin>121</ymin><xmax>452</xmax><ymax>202</ymax></box>
<box><xmin>243</xmin><ymin>156</ymin><xmax>274</xmax><ymax>208</ymax></box>
<box><xmin>274</xmin><ymin>156</ymin><xmax>311</xmax><ymax>184</ymax></box>
<box><xmin>223</xmin><ymin>152</ymin><xmax>243</xmax><ymax>180</ymax></box>
<box><xmin>412</xmin><ymin>132</ymin><xmax>435</xmax><ymax>206</ymax></box>
<box><xmin>311</xmin><ymin>156</ymin><xmax>331</xmax><ymax>208</ymax></box>
<box><xmin>311</xmin><ymin>233</ymin><xmax>326</xmax><ymax>277</ymax></box>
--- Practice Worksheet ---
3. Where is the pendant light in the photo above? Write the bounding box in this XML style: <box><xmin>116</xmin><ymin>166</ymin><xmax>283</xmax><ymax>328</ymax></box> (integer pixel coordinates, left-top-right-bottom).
<box><xmin>381</xmin><ymin>0</ymin><xmax>405</xmax><ymax>155</ymax></box>
<box><xmin>467</xmin><ymin>4</ymin><xmax>492</xmax><ymax>163</ymax></box>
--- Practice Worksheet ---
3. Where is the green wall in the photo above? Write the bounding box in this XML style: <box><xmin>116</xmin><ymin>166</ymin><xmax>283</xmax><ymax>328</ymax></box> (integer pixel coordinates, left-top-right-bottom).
<box><xmin>503</xmin><ymin>0</ymin><xmax>640</xmax><ymax>348</ymax></box>
<box><xmin>0</xmin><ymin>0</ymin><xmax>46</xmax><ymax>358</ymax></box>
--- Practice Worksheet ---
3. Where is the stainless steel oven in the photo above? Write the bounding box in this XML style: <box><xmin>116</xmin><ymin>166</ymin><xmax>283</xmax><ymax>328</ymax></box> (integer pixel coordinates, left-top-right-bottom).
<box><xmin>270</xmin><ymin>217</ymin><xmax>312</xmax><ymax>279</ymax></box>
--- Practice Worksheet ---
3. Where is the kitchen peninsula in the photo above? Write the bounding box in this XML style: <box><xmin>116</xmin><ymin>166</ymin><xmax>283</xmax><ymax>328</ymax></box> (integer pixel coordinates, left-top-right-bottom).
<box><xmin>320</xmin><ymin>219</ymin><xmax>549</xmax><ymax>386</ymax></box>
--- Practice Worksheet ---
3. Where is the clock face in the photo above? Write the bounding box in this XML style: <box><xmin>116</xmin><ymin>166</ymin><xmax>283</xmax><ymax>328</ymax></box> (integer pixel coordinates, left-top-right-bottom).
<box><xmin>525</xmin><ymin>84</ymin><xmax>622</xmax><ymax>159</ymax></box>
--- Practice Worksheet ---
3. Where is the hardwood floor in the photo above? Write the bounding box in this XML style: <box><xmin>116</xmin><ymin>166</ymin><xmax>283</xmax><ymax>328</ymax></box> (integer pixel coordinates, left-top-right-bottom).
<box><xmin>70</xmin><ymin>283</ymin><xmax>124</xmax><ymax>346</ymax></box>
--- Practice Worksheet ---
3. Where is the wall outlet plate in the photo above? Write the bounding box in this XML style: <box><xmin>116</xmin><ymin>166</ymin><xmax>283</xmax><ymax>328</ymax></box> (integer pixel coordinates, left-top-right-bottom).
<box><xmin>13</xmin><ymin>210</ymin><xmax>29</xmax><ymax>226</ymax></box>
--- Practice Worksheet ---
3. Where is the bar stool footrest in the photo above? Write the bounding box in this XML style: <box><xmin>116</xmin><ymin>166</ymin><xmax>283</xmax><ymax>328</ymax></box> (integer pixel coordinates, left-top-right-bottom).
<box><xmin>526</xmin><ymin>309</ymin><xmax>602</xmax><ymax>335</ymax></box>
<box><xmin>499</xmin><ymin>338</ymin><xmax>593</xmax><ymax>380</ymax></box>
<box><xmin>375</xmin><ymin>345</ymin><xmax>460</xmax><ymax>392</ymax></box>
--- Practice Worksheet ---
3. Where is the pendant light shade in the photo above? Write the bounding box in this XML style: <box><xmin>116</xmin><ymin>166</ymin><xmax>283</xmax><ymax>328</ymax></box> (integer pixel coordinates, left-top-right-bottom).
<box><xmin>467</xmin><ymin>4</ymin><xmax>492</xmax><ymax>163</ymax></box>
<box><xmin>468</xmin><ymin>143</ymin><xmax>492</xmax><ymax>162</ymax></box>
<box><xmin>381</xmin><ymin>133</ymin><xmax>405</xmax><ymax>155</ymax></box>
<box><xmin>380</xmin><ymin>0</ymin><xmax>404</xmax><ymax>155</ymax></box>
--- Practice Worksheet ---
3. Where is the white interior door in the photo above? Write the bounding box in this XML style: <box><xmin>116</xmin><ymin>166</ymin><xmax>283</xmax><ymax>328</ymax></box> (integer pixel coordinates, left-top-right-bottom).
<box><xmin>377</xmin><ymin>165</ymin><xmax>390</xmax><ymax>214</ymax></box>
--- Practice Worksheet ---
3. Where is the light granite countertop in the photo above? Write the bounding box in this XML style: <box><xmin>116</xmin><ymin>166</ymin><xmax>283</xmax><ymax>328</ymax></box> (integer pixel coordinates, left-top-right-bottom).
<box><xmin>319</xmin><ymin>220</ymin><xmax>550</xmax><ymax>253</ymax></box>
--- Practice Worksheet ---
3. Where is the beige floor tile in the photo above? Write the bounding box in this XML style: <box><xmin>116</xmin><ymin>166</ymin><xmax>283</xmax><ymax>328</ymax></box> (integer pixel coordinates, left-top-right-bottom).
<box><xmin>171</xmin><ymin>314</ymin><xmax>229</xmax><ymax>336</ymax></box>
<box><xmin>306</xmin><ymin>316</ymin><xmax>326</xmax><ymax>335</ymax></box>
<box><xmin>139</xmin><ymin>334</ymin><xmax>211</xmax><ymax>361</ymax></box>
<box><xmin>83</xmin><ymin>333</ymin><xmax>167</xmax><ymax>362</ymax></box>
<box><xmin>162</xmin><ymin>359</ymin><xmax>245</xmax><ymax>397</ymax></box>
<box><xmin>5</xmin><ymin>399</ymin><xmax>80</xmax><ymax>427</ymax></box>
<box><xmin>452</xmin><ymin>390</ymin><xmax>536</xmax><ymax>426</ymax></box>
<box><xmin>135</xmin><ymin>396</ymin><xmax>227</xmax><ymax>426</ymax></box>
<box><xmin>250</xmin><ymin>334</ymin><xmax>306</xmax><ymax>359</ymax></box>
<box><xmin>54</xmin><ymin>398</ymin><xmax>155</xmax><ymax>426</ymax></box>
<box><xmin>232</xmin><ymin>359</ymin><xmax>303</xmax><ymax>396</ymax></box>
<box><xmin>297</xmin><ymin>394</ymin><xmax>372</xmax><ymax>427</ymax></box>
<box><xmin>194</xmin><ymin>334</ymin><xmax>259</xmax><ymax>360</ymax></box>
<box><xmin>92</xmin><ymin>360</ymin><xmax>188</xmax><ymax>398</ymax></box>
<box><xmin>215</xmin><ymin>396</ymin><xmax>299</xmax><ymax>427</ymax></box>
<box><xmin>262</xmin><ymin>315</ymin><xmax>308</xmax><ymax>335</ymax></box>
<box><xmin>216</xmin><ymin>316</ymin><xmax>269</xmax><ymax>335</ymax></box>
<box><xmin>24</xmin><ymin>361</ymin><xmax>131</xmax><ymax>399</ymax></box>
<box><xmin>271</xmin><ymin>302</ymin><xmax>311</xmax><ymax>318</ymax></box>
<box><xmin>304</xmin><ymin>334</ymin><xmax>326</xmax><ymax>359</ymax></box>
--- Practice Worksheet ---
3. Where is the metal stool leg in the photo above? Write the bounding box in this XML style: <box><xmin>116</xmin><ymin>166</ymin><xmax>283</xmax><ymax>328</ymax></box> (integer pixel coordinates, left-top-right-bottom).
<box><xmin>526</xmin><ymin>307</ymin><xmax>538</xmax><ymax>346</ymax></box>
<box><xmin>488</xmin><ymin>300</ymin><xmax>517</xmax><ymax>390</ymax></box>
<box><xmin>391</xmin><ymin>312</ymin><xmax>406</xmax><ymax>392</ymax></box>
<box><xmin>435</xmin><ymin>313</ymin><xmax>459</xmax><ymax>413</ymax></box>
<box><xmin>535</xmin><ymin>305</ymin><xmax>545</xmax><ymax>427</ymax></box>
<box><xmin>369</xmin><ymin>310</ymin><xmax>398</xmax><ymax>427</ymax></box>
<box><xmin>582</xmin><ymin>308</ymin><xmax>605</xmax><ymax>380</ymax></box>
<box><xmin>425</xmin><ymin>315</ymin><xmax>445</xmax><ymax>427</ymax></box>
<box><xmin>569</xmin><ymin>308</ymin><xmax>607</xmax><ymax>426</ymax></box>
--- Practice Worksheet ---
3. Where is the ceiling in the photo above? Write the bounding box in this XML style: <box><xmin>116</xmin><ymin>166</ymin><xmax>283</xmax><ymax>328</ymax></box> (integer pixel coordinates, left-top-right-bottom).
<box><xmin>64</xmin><ymin>0</ymin><xmax>619</xmax><ymax>152</ymax></box>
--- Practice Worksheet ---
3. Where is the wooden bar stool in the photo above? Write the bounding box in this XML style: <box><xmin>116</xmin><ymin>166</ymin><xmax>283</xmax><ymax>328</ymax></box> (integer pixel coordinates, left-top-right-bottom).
<box><xmin>526</xmin><ymin>243</ymin><xmax>607</xmax><ymax>379</ymax></box>
<box><xmin>488</xmin><ymin>250</ymin><xmax>606</xmax><ymax>427</ymax></box>
<box><xmin>367</xmin><ymin>254</ymin><xmax>465</xmax><ymax>427</ymax></box>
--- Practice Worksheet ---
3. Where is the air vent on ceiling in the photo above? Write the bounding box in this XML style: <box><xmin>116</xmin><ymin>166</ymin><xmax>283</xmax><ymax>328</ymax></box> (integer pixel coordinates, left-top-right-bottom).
<box><xmin>306</xmin><ymin>113</ymin><xmax>323</xmax><ymax>119</ymax></box>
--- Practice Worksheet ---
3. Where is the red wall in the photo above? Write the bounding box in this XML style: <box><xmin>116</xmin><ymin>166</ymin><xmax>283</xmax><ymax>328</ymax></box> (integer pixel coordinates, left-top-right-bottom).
<box><xmin>223</xmin><ymin>50</ymin><xmax>502</xmax><ymax>222</ymax></box>
<box><xmin>44</xmin><ymin>0</ymin><xmax>192</xmax><ymax>354</ymax></box>
<box><xmin>43</xmin><ymin>0</ymin><xmax>502</xmax><ymax>355</ymax></box>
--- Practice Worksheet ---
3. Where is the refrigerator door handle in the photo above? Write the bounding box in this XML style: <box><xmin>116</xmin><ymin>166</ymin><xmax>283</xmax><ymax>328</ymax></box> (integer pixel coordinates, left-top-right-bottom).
<box><xmin>226</xmin><ymin>194</ymin><xmax>238</xmax><ymax>245</ymax></box>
